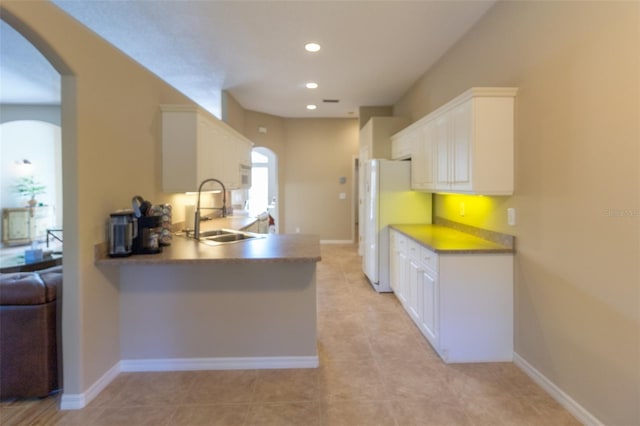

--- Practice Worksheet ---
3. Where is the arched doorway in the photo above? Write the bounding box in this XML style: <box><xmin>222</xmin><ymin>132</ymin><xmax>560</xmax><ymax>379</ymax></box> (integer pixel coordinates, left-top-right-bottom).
<box><xmin>0</xmin><ymin>20</ymin><xmax>62</xmax><ymax>235</ymax></box>
<box><xmin>248</xmin><ymin>147</ymin><xmax>279</xmax><ymax>233</ymax></box>
<box><xmin>1</xmin><ymin>10</ymin><xmax>79</xmax><ymax>401</ymax></box>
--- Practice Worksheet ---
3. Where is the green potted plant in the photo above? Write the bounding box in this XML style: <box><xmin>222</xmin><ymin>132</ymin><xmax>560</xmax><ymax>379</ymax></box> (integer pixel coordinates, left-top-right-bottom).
<box><xmin>15</xmin><ymin>175</ymin><xmax>47</xmax><ymax>207</ymax></box>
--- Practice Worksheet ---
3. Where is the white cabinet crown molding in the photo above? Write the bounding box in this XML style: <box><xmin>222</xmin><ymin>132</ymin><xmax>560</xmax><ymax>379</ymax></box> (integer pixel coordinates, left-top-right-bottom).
<box><xmin>160</xmin><ymin>104</ymin><xmax>254</xmax><ymax>147</ymax></box>
<box><xmin>392</xmin><ymin>87</ymin><xmax>518</xmax><ymax>139</ymax></box>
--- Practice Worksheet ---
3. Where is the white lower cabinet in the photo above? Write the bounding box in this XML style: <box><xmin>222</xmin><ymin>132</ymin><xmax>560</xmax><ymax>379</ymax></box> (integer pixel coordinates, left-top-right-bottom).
<box><xmin>390</xmin><ymin>231</ymin><xmax>408</xmax><ymax>305</ymax></box>
<box><xmin>390</xmin><ymin>229</ymin><xmax>513</xmax><ymax>363</ymax></box>
<box><xmin>419</xmin><ymin>262</ymin><xmax>438</xmax><ymax>347</ymax></box>
<box><xmin>406</xmin><ymin>241</ymin><xmax>421</xmax><ymax>323</ymax></box>
<box><xmin>389</xmin><ymin>231</ymin><xmax>400</xmax><ymax>293</ymax></box>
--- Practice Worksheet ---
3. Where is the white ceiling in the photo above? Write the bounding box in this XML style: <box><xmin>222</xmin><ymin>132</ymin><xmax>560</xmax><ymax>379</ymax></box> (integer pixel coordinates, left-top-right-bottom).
<box><xmin>1</xmin><ymin>1</ymin><xmax>496</xmax><ymax>118</ymax></box>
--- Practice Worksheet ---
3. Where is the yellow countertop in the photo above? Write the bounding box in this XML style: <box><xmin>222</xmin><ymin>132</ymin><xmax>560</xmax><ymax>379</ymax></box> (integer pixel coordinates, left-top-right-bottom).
<box><xmin>390</xmin><ymin>224</ymin><xmax>514</xmax><ymax>254</ymax></box>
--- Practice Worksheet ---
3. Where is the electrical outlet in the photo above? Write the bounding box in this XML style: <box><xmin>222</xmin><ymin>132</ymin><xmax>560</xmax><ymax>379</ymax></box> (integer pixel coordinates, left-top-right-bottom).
<box><xmin>459</xmin><ymin>202</ymin><xmax>465</xmax><ymax>217</ymax></box>
<box><xmin>295</xmin><ymin>227</ymin><xmax>300</xmax><ymax>233</ymax></box>
<box><xmin>507</xmin><ymin>208</ymin><xmax>516</xmax><ymax>226</ymax></box>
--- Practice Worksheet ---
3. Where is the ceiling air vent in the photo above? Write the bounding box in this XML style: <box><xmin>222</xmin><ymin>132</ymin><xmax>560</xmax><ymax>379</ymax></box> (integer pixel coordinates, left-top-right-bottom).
<box><xmin>323</xmin><ymin>99</ymin><xmax>340</xmax><ymax>103</ymax></box>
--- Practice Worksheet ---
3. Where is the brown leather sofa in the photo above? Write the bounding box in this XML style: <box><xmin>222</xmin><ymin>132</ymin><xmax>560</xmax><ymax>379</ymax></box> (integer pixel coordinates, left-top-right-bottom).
<box><xmin>0</xmin><ymin>265</ymin><xmax>61</xmax><ymax>398</ymax></box>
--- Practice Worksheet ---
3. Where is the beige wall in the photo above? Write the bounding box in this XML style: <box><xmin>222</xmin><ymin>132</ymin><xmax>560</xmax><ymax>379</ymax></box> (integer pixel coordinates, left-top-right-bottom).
<box><xmin>358</xmin><ymin>105</ymin><xmax>392</xmax><ymax>129</ymax></box>
<box><xmin>394</xmin><ymin>2</ymin><xmax>639</xmax><ymax>424</ymax></box>
<box><xmin>1</xmin><ymin>1</ymin><xmax>195</xmax><ymax>397</ymax></box>
<box><xmin>232</xmin><ymin>106</ymin><xmax>360</xmax><ymax>241</ymax></box>
<box><xmin>0</xmin><ymin>104</ymin><xmax>60</xmax><ymax>125</ymax></box>
<box><xmin>281</xmin><ymin>118</ymin><xmax>359</xmax><ymax>240</ymax></box>
<box><xmin>221</xmin><ymin>90</ymin><xmax>245</xmax><ymax>135</ymax></box>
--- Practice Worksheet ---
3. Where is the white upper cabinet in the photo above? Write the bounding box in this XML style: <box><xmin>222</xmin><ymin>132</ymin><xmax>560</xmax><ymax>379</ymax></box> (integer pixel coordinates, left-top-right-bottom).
<box><xmin>161</xmin><ymin>105</ymin><xmax>253</xmax><ymax>192</ymax></box>
<box><xmin>391</xmin><ymin>126</ymin><xmax>414</xmax><ymax>160</ymax></box>
<box><xmin>393</xmin><ymin>87</ymin><xmax>518</xmax><ymax>195</ymax></box>
<box><xmin>410</xmin><ymin>121</ymin><xmax>436</xmax><ymax>191</ymax></box>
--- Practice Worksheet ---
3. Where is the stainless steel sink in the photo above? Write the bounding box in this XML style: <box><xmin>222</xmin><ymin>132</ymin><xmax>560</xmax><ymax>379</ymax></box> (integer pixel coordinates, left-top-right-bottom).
<box><xmin>197</xmin><ymin>229</ymin><xmax>263</xmax><ymax>246</ymax></box>
<box><xmin>198</xmin><ymin>229</ymin><xmax>235</xmax><ymax>238</ymax></box>
<box><xmin>207</xmin><ymin>233</ymin><xmax>256</xmax><ymax>242</ymax></box>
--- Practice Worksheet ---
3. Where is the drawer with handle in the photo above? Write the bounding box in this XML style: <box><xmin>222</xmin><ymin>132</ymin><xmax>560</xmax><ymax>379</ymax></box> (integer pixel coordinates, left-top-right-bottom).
<box><xmin>420</xmin><ymin>246</ymin><xmax>438</xmax><ymax>273</ymax></box>
<box><xmin>392</xmin><ymin>231</ymin><xmax>407</xmax><ymax>250</ymax></box>
<box><xmin>407</xmin><ymin>239</ymin><xmax>421</xmax><ymax>260</ymax></box>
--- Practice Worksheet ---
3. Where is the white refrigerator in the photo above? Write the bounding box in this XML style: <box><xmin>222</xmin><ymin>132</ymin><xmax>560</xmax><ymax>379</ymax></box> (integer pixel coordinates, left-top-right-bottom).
<box><xmin>362</xmin><ymin>159</ymin><xmax>432</xmax><ymax>292</ymax></box>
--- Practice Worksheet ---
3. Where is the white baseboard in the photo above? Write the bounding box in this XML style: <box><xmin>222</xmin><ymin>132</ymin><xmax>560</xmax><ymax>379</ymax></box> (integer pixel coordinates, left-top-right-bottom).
<box><xmin>120</xmin><ymin>355</ymin><xmax>319</xmax><ymax>372</ymax></box>
<box><xmin>60</xmin><ymin>361</ymin><xmax>120</xmax><ymax>410</ymax></box>
<box><xmin>59</xmin><ymin>355</ymin><xmax>318</xmax><ymax>410</ymax></box>
<box><xmin>320</xmin><ymin>240</ymin><xmax>354</xmax><ymax>244</ymax></box>
<box><xmin>513</xmin><ymin>352</ymin><xmax>603</xmax><ymax>426</ymax></box>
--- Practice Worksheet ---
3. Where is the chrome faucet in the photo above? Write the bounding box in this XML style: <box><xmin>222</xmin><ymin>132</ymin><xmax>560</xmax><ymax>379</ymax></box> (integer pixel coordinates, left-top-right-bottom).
<box><xmin>194</xmin><ymin>178</ymin><xmax>227</xmax><ymax>240</ymax></box>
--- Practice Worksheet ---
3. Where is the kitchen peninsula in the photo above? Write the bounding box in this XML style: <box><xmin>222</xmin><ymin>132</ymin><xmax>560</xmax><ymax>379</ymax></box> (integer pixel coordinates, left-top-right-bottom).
<box><xmin>96</xmin><ymin>228</ymin><xmax>321</xmax><ymax>371</ymax></box>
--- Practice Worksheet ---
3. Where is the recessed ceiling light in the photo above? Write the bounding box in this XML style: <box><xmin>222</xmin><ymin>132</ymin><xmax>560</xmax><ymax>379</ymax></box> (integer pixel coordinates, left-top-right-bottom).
<box><xmin>304</xmin><ymin>42</ymin><xmax>321</xmax><ymax>53</ymax></box>
<box><xmin>306</xmin><ymin>104</ymin><xmax>317</xmax><ymax>110</ymax></box>
<box><xmin>306</xmin><ymin>82</ymin><xmax>318</xmax><ymax>89</ymax></box>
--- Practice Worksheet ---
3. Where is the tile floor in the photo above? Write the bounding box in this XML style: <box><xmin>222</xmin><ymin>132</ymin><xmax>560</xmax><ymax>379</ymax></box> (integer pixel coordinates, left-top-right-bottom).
<box><xmin>0</xmin><ymin>243</ymin><xmax>580</xmax><ymax>425</ymax></box>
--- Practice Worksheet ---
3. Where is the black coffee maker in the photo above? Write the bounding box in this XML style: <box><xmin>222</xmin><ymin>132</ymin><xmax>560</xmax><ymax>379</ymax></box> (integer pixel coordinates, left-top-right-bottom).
<box><xmin>131</xmin><ymin>195</ymin><xmax>163</xmax><ymax>255</ymax></box>
<box><xmin>132</xmin><ymin>215</ymin><xmax>162</xmax><ymax>254</ymax></box>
